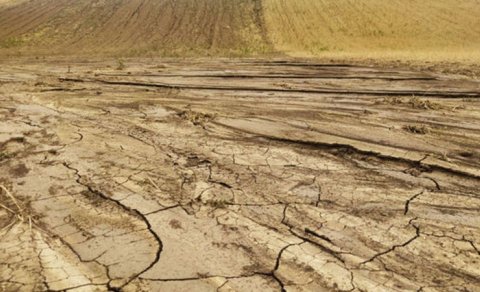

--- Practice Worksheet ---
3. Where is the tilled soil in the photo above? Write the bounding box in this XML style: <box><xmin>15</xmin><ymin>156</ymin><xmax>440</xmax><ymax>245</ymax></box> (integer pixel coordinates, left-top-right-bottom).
<box><xmin>0</xmin><ymin>0</ymin><xmax>269</xmax><ymax>56</ymax></box>
<box><xmin>0</xmin><ymin>59</ymin><xmax>479</xmax><ymax>292</ymax></box>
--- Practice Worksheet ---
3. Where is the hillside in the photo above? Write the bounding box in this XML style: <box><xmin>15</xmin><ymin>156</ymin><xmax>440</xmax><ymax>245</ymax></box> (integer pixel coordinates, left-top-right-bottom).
<box><xmin>263</xmin><ymin>0</ymin><xmax>480</xmax><ymax>61</ymax></box>
<box><xmin>0</xmin><ymin>0</ymin><xmax>480</xmax><ymax>61</ymax></box>
<box><xmin>0</xmin><ymin>0</ymin><xmax>271</xmax><ymax>56</ymax></box>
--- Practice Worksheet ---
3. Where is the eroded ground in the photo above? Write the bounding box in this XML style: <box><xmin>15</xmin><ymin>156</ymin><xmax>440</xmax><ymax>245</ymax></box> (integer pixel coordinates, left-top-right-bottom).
<box><xmin>0</xmin><ymin>59</ymin><xmax>479</xmax><ymax>292</ymax></box>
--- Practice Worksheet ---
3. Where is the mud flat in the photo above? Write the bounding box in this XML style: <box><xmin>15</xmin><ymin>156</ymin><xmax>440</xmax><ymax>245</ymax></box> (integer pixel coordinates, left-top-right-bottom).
<box><xmin>1</xmin><ymin>59</ymin><xmax>479</xmax><ymax>291</ymax></box>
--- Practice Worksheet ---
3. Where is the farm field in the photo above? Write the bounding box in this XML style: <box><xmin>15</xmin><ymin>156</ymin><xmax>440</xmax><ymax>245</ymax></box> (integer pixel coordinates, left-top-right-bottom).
<box><xmin>1</xmin><ymin>0</ymin><xmax>480</xmax><ymax>63</ymax></box>
<box><xmin>1</xmin><ymin>58</ymin><xmax>479</xmax><ymax>291</ymax></box>
<box><xmin>263</xmin><ymin>0</ymin><xmax>480</xmax><ymax>62</ymax></box>
<box><xmin>0</xmin><ymin>0</ymin><xmax>271</xmax><ymax>57</ymax></box>
<box><xmin>1</xmin><ymin>0</ymin><xmax>480</xmax><ymax>291</ymax></box>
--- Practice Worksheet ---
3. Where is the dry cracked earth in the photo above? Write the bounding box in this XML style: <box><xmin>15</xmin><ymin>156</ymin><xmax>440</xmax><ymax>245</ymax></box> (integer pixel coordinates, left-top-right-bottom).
<box><xmin>0</xmin><ymin>59</ymin><xmax>479</xmax><ymax>292</ymax></box>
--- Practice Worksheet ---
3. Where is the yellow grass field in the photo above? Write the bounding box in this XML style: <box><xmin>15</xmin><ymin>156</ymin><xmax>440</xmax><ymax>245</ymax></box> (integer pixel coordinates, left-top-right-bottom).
<box><xmin>263</xmin><ymin>0</ymin><xmax>480</xmax><ymax>62</ymax></box>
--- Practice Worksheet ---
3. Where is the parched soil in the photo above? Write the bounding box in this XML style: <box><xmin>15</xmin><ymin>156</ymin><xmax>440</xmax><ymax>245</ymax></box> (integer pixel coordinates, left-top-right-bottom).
<box><xmin>0</xmin><ymin>59</ymin><xmax>479</xmax><ymax>291</ymax></box>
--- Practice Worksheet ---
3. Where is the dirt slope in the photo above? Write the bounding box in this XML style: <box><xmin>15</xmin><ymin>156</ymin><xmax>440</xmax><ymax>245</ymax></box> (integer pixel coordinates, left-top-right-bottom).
<box><xmin>0</xmin><ymin>0</ymin><xmax>270</xmax><ymax>56</ymax></box>
<box><xmin>1</xmin><ymin>0</ymin><xmax>480</xmax><ymax>61</ymax></box>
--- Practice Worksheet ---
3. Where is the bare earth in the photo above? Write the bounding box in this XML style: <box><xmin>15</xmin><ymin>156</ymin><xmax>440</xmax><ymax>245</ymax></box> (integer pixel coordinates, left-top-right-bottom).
<box><xmin>1</xmin><ymin>59</ymin><xmax>479</xmax><ymax>292</ymax></box>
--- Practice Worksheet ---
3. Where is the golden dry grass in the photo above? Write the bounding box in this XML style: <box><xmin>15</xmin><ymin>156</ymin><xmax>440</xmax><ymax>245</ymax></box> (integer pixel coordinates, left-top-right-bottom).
<box><xmin>0</xmin><ymin>0</ymin><xmax>26</xmax><ymax>9</ymax></box>
<box><xmin>263</xmin><ymin>0</ymin><xmax>480</xmax><ymax>62</ymax></box>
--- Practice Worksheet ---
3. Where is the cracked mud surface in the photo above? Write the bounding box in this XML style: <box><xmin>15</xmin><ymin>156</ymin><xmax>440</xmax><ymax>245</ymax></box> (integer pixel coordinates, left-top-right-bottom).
<box><xmin>1</xmin><ymin>59</ymin><xmax>479</xmax><ymax>291</ymax></box>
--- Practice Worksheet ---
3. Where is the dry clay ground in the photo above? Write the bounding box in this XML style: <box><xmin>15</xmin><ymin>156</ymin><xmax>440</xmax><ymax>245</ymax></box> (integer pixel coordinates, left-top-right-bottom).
<box><xmin>0</xmin><ymin>59</ymin><xmax>480</xmax><ymax>292</ymax></box>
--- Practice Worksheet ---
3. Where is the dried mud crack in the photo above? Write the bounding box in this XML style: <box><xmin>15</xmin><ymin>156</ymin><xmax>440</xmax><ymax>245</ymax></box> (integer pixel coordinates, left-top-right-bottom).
<box><xmin>1</xmin><ymin>59</ymin><xmax>479</xmax><ymax>291</ymax></box>
<box><xmin>61</xmin><ymin>162</ymin><xmax>163</xmax><ymax>291</ymax></box>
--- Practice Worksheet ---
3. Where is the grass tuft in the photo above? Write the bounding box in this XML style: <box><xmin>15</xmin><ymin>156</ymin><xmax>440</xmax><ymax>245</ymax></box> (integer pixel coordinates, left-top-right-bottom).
<box><xmin>376</xmin><ymin>96</ymin><xmax>443</xmax><ymax>110</ymax></box>
<box><xmin>178</xmin><ymin>110</ymin><xmax>216</xmax><ymax>127</ymax></box>
<box><xmin>403</xmin><ymin>124</ymin><xmax>429</xmax><ymax>135</ymax></box>
<box><xmin>116</xmin><ymin>59</ymin><xmax>126</xmax><ymax>70</ymax></box>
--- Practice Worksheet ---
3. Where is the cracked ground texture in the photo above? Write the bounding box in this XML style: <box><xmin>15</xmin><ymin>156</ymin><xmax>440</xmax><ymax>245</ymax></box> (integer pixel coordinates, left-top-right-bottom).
<box><xmin>0</xmin><ymin>58</ymin><xmax>479</xmax><ymax>292</ymax></box>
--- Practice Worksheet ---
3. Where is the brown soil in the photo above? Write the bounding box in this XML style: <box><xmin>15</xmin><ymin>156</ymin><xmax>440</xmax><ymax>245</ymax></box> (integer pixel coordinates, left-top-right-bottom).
<box><xmin>0</xmin><ymin>0</ymin><xmax>270</xmax><ymax>57</ymax></box>
<box><xmin>0</xmin><ymin>58</ymin><xmax>479</xmax><ymax>291</ymax></box>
